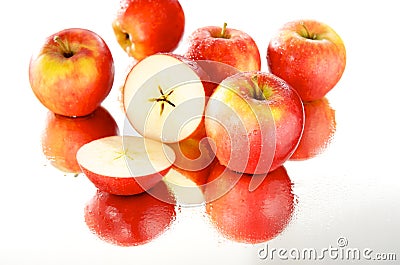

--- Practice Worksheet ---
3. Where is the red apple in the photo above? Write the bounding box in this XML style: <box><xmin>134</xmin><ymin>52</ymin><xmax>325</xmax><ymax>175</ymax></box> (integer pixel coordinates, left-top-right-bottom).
<box><xmin>76</xmin><ymin>135</ymin><xmax>176</xmax><ymax>195</ymax></box>
<box><xmin>193</xmin><ymin>60</ymin><xmax>242</xmax><ymax>96</ymax></box>
<box><xmin>205</xmin><ymin>71</ymin><xmax>304</xmax><ymax>174</ymax></box>
<box><xmin>41</xmin><ymin>106</ymin><xmax>119</xmax><ymax>173</ymax></box>
<box><xmin>29</xmin><ymin>28</ymin><xmax>115</xmax><ymax>117</ymax></box>
<box><xmin>267</xmin><ymin>19</ymin><xmax>346</xmax><ymax>101</ymax></box>
<box><xmin>112</xmin><ymin>0</ymin><xmax>185</xmax><ymax>60</ymax></box>
<box><xmin>84</xmin><ymin>181</ymin><xmax>176</xmax><ymax>247</ymax></box>
<box><xmin>204</xmin><ymin>163</ymin><xmax>294</xmax><ymax>244</ymax></box>
<box><xmin>122</xmin><ymin>53</ymin><xmax>212</xmax><ymax>143</ymax></box>
<box><xmin>185</xmin><ymin>23</ymin><xmax>261</xmax><ymax>73</ymax></box>
<box><xmin>290</xmin><ymin>97</ymin><xmax>336</xmax><ymax>160</ymax></box>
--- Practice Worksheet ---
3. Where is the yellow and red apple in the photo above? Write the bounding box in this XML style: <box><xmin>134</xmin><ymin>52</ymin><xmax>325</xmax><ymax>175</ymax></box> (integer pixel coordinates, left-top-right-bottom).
<box><xmin>205</xmin><ymin>71</ymin><xmax>304</xmax><ymax>174</ymax></box>
<box><xmin>41</xmin><ymin>106</ymin><xmax>119</xmax><ymax>173</ymax></box>
<box><xmin>204</xmin><ymin>163</ymin><xmax>294</xmax><ymax>244</ymax></box>
<box><xmin>267</xmin><ymin>19</ymin><xmax>346</xmax><ymax>101</ymax></box>
<box><xmin>29</xmin><ymin>28</ymin><xmax>115</xmax><ymax>117</ymax></box>
<box><xmin>185</xmin><ymin>23</ymin><xmax>261</xmax><ymax>73</ymax></box>
<box><xmin>112</xmin><ymin>0</ymin><xmax>185</xmax><ymax>60</ymax></box>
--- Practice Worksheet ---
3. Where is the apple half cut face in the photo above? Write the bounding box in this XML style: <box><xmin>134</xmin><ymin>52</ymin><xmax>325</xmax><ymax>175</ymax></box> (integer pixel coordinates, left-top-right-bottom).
<box><xmin>122</xmin><ymin>54</ymin><xmax>207</xmax><ymax>143</ymax></box>
<box><xmin>76</xmin><ymin>135</ymin><xmax>175</xmax><ymax>195</ymax></box>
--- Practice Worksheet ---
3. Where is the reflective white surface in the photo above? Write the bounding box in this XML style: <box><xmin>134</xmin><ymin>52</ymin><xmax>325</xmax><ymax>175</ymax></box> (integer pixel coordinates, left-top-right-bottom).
<box><xmin>1</xmin><ymin>0</ymin><xmax>399</xmax><ymax>264</ymax></box>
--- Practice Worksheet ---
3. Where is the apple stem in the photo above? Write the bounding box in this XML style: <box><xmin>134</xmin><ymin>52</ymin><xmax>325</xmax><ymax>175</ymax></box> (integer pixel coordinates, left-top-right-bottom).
<box><xmin>300</xmin><ymin>21</ymin><xmax>317</xmax><ymax>40</ymax></box>
<box><xmin>249</xmin><ymin>75</ymin><xmax>273</xmax><ymax>100</ymax></box>
<box><xmin>250</xmin><ymin>75</ymin><xmax>264</xmax><ymax>100</ymax></box>
<box><xmin>53</xmin><ymin>36</ymin><xmax>74</xmax><ymax>58</ymax></box>
<box><xmin>220</xmin><ymin>22</ymin><xmax>228</xmax><ymax>38</ymax></box>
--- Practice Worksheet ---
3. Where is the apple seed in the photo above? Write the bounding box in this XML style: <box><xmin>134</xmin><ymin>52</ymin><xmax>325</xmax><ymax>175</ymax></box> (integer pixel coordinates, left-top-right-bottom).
<box><xmin>148</xmin><ymin>85</ymin><xmax>176</xmax><ymax>116</ymax></box>
<box><xmin>113</xmin><ymin>148</ymin><xmax>134</xmax><ymax>161</ymax></box>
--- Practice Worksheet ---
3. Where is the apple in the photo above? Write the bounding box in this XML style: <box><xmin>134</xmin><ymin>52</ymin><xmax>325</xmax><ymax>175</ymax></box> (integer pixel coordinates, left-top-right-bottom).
<box><xmin>122</xmin><ymin>53</ymin><xmax>212</xmax><ymax>143</ymax></box>
<box><xmin>205</xmin><ymin>71</ymin><xmax>304</xmax><ymax>174</ymax></box>
<box><xmin>204</xmin><ymin>163</ymin><xmax>294</xmax><ymax>244</ymax></box>
<box><xmin>76</xmin><ymin>135</ymin><xmax>176</xmax><ymax>195</ymax></box>
<box><xmin>41</xmin><ymin>106</ymin><xmax>119</xmax><ymax>173</ymax></box>
<box><xmin>267</xmin><ymin>19</ymin><xmax>346</xmax><ymax>101</ymax></box>
<box><xmin>185</xmin><ymin>23</ymin><xmax>261</xmax><ymax>72</ymax></box>
<box><xmin>192</xmin><ymin>60</ymin><xmax>242</xmax><ymax>96</ymax></box>
<box><xmin>112</xmin><ymin>0</ymin><xmax>185</xmax><ymax>60</ymax></box>
<box><xmin>84</xmin><ymin>181</ymin><xmax>176</xmax><ymax>247</ymax></box>
<box><xmin>29</xmin><ymin>28</ymin><xmax>115</xmax><ymax>117</ymax></box>
<box><xmin>290</xmin><ymin>97</ymin><xmax>336</xmax><ymax>160</ymax></box>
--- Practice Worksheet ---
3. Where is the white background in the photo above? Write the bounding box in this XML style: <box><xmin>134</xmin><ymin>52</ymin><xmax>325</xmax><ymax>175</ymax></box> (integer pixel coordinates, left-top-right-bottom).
<box><xmin>1</xmin><ymin>0</ymin><xmax>399</xmax><ymax>264</ymax></box>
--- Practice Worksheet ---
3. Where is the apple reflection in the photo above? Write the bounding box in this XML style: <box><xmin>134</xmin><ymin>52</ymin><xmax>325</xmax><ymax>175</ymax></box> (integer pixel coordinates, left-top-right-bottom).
<box><xmin>290</xmin><ymin>97</ymin><xmax>336</xmax><ymax>160</ymax></box>
<box><xmin>204</xmin><ymin>163</ymin><xmax>294</xmax><ymax>244</ymax></box>
<box><xmin>84</xmin><ymin>180</ymin><xmax>176</xmax><ymax>247</ymax></box>
<box><xmin>162</xmin><ymin>135</ymin><xmax>216</xmax><ymax>205</ymax></box>
<box><xmin>41</xmin><ymin>106</ymin><xmax>119</xmax><ymax>173</ymax></box>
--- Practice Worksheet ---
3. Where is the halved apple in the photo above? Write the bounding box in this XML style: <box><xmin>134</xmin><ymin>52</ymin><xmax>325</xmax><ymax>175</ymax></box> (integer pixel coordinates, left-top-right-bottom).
<box><xmin>122</xmin><ymin>53</ymin><xmax>211</xmax><ymax>143</ymax></box>
<box><xmin>76</xmin><ymin>135</ymin><xmax>175</xmax><ymax>195</ymax></box>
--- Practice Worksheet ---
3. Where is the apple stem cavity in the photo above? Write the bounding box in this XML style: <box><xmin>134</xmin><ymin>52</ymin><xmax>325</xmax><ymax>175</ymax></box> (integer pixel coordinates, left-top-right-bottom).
<box><xmin>148</xmin><ymin>85</ymin><xmax>176</xmax><ymax>116</ymax></box>
<box><xmin>250</xmin><ymin>75</ymin><xmax>273</xmax><ymax>100</ymax></box>
<box><xmin>300</xmin><ymin>21</ymin><xmax>318</xmax><ymax>40</ymax></box>
<box><xmin>53</xmin><ymin>36</ymin><xmax>74</xmax><ymax>58</ymax></box>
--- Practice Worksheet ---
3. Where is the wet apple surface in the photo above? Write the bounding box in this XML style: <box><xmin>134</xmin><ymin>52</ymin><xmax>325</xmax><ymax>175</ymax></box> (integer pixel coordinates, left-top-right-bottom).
<box><xmin>2</xmin><ymin>0</ymin><xmax>400</xmax><ymax>264</ymax></box>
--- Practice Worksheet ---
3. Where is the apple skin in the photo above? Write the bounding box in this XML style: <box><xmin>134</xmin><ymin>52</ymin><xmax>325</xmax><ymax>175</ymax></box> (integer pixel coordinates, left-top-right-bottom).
<box><xmin>29</xmin><ymin>28</ymin><xmax>115</xmax><ymax>117</ymax></box>
<box><xmin>84</xmin><ymin>181</ymin><xmax>176</xmax><ymax>247</ymax></box>
<box><xmin>267</xmin><ymin>19</ymin><xmax>346</xmax><ymax>101</ymax></box>
<box><xmin>185</xmin><ymin>23</ymin><xmax>261</xmax><ymax>72</ymax></box>
<box><xmin>290</xmin><ymin>97</ymin><xmax>336</xmax><ymax>160</ymax></box>
<box><xmin>80</xmin><ymin>165</ymin><xmax>171</xmax><ymax>196</ymax></box>
<box><xmin>205</xmin><ymin>71</ymin><xmax>304</xmax><ymax>174</ymax></box>
<box><xmin>204</xmin><ymin>163</ymin><xmax>294</xmax><ymax>244</ymax></box>
<box><xmin>41</xmin><ymin>106</ymin><xmax>119</xmax><ymax>173</ymax></box>
<box><xmin>112</xmin><ymin>0</ymin><xmax>185</xmax><ymax>60</ymax></box>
